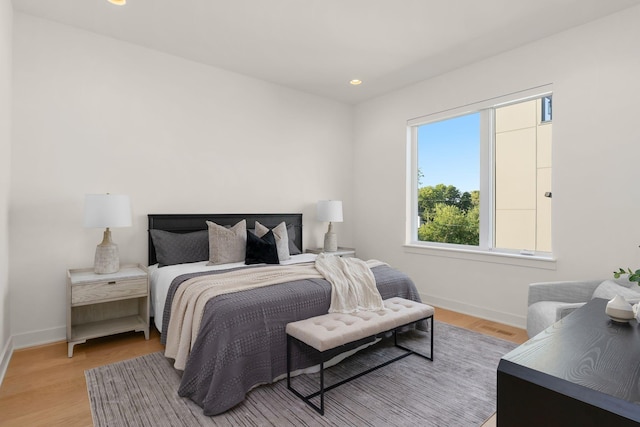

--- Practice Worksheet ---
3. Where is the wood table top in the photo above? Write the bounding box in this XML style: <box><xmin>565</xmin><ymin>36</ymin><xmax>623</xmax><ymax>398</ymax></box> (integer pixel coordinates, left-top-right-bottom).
<box><xmin>499</xmin><ymin>297</ymin><xmax>640</xmax><ymax>421</ymax></box>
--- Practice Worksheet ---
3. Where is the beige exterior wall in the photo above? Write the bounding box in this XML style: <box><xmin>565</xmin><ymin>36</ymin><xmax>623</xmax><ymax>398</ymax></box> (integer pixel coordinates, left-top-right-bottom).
<box><xmin>495</xmin><ymin>98</ymin><xmax>552</xmax><ymax>252</ymax></box>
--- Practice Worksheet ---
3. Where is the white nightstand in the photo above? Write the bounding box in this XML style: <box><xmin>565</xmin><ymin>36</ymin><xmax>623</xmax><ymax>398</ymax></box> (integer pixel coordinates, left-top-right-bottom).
<box><xmin>66</xmin><ymin>263</ymin><xmax>149</xmax><ymax>357</ymax></box>
<box><xmin>305</xmin><ymin>247</ymin><xmax>356</xmax><ymax>258</ymax></box>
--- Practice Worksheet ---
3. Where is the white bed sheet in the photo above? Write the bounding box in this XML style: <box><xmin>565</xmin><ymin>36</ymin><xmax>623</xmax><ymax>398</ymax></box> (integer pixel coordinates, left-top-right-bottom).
<box><xmin>148</xmin><ymin>253</ymin><xmax>318</xmax><ymax>333</ymax></box>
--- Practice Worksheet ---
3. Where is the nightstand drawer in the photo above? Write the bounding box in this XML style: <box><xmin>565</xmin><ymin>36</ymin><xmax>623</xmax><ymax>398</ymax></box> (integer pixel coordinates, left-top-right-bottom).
<box><xmin>72</xmin><ymin>278</ymin><xmax>147</xmax><ymax>305</ymax></box>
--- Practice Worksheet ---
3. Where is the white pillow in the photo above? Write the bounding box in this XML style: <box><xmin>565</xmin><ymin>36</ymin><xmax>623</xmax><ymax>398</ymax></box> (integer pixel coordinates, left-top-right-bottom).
<box><xmin>255</xmin><ymin>221</ymin><xmax>290</xmax><ymax>261</ymax></box>
<box><xmin>206</xmin><ymin>219</ymin><xmax>247</xmax><ymax>265</ymax></box>
<box><xmin>592</xmin><ymin>280</ymin><xmax>640</xmax><ymax>301</ymax></box>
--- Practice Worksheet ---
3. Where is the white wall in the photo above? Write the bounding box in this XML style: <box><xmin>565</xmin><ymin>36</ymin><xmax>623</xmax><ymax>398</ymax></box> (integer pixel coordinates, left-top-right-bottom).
<box><xmin>0</xmin><ymin>0</ymin><xmax>13</xmax><ymax>378</ymax></box>
<box><xmin>353</xmin><ymin>6</ymin><xmax>640</xmax><ymax>328</ymax></box>
<box><xmin>10</xmin><ymin>14</ymin><xmax>354</xmax><ymax>347</ymax></box>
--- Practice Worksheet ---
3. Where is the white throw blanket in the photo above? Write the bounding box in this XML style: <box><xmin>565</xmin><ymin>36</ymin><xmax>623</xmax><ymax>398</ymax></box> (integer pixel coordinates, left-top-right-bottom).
<box><xmin>165</xmin><ymin>257</ymin><xmax>385</xmax><ymax>369</ymax></box>
<box><xmin>315</xmin><ymin>253</ymin><xmax>385</xmax><ymax>313</ymax></box>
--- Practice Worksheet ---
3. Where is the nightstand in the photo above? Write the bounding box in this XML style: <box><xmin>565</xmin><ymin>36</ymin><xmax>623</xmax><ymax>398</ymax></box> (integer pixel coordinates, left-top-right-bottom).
<box><xmin>305</xmin><ymin>247</ymin><xmax>356</xmax><ymax>258</ymax></box>
<box><xmin>66</xmin><ymin>263</ymin><xmax>149</xmax><ymax>357</ymax></box>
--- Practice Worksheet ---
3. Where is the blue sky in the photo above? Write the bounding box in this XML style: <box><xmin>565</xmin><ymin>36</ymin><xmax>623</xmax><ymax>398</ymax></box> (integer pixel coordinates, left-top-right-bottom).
<box><xmin>417</xmin><ymin>113</ymin><xmax>480</xmax><ymax>193</ymax></box>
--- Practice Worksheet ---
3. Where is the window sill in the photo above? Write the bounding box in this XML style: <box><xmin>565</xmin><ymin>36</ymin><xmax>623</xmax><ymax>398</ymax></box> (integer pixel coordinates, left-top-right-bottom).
<box><xmin>403</xmin><ymin>244</ymin><xmax>557</xmax><ymax>270</ymax></box>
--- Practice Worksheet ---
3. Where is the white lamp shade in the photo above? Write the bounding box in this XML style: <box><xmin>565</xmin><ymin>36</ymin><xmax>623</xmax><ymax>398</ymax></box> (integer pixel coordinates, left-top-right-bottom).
<box><xmin>84</xmin><ymin>194</ymin><xmax>132</xmax><ymax>228</ymax></box>
<box><xmin>317</xmin><ymin>200</ymin><xmax>343</xmax><ymax>223</ymax></box>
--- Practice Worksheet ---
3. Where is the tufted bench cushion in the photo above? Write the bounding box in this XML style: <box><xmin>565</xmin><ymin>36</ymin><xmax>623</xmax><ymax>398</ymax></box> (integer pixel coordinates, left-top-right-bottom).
<box><xmin>286</xmin><ymin>297</ymin><xmax>435</xmax><ymax>352</ymax></box>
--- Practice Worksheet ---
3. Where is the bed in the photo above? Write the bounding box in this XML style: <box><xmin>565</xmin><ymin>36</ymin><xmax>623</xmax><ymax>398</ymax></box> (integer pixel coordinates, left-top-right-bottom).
<box><xmin>147</xmin><ymin>213</ymin><xmax>425</xmax><ymax>416</ymax></box>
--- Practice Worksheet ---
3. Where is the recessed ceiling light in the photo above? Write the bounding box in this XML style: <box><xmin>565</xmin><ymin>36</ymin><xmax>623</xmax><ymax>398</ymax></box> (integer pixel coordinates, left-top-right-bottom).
<box><xmin>108</xmin><ymin>0</ymin><xmax>126</xmax><ymax>5</ymax></box>
<box><xmin>349</xmin><ymin>79</ymin><xmax>363</xmax><ymax>86</ymax></box>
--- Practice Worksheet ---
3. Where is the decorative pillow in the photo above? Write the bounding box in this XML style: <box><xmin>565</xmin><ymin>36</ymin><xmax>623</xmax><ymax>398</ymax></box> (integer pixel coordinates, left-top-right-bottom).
<box><xmin>287</xmin><ymin>224</ymin><xmax>302</xmax><ymax>255</ymax></box>
<box><xmin>245</xmin><ymin>229</ymin><xmax>279</xmax><ymax>265</ymax></box>
<box><xmin>592</xmin><ymin>280</ymin><xmax>640</xmax><ymax>301</ymax></box>
<box><xmin>149</xmin><ymin>229</ymin><xmax>209</xmax><ymax>267</ymax></box>
<box><xmin>255</xmin><ymin>221</ymin><xmax>290</xmax><ymax>261</ymax></box>
<box><xmin>206</xmin><ymin>220</ymin><xmax>247</xmax><ymax>265</ymax></box>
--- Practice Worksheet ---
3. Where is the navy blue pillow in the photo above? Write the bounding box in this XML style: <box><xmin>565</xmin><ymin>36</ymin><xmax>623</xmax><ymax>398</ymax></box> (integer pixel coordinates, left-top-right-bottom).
<box><xmin>245</xmin><ymin>229</ymin><xmax>279</xmax><ymax>265</ymax></box>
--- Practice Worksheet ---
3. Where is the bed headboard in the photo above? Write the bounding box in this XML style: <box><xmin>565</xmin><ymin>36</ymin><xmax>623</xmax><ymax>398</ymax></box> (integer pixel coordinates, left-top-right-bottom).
<box><xmin>147</xmin><ymin>213</ymin><xmax>303</xmax><ymax>266</ymax></box>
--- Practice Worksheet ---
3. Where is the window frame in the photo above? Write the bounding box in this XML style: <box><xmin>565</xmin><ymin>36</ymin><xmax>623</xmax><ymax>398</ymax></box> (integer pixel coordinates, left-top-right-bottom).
<box><xmin>406</xmin><ymin>85</ymin><xmax>554</xmax><ymax>262</ymax></box>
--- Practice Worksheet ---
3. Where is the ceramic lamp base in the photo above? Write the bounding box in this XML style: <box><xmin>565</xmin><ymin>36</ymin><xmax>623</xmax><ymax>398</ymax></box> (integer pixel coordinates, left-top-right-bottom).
<box><xmin>323</xmin><ymin>222</ymin><xmax>338</xmax><ymax>252</ymax></box>
<box><xmin>94</xmin><ymin>229</ymin><xmax>120</xmax><ymax>274</ymax></box>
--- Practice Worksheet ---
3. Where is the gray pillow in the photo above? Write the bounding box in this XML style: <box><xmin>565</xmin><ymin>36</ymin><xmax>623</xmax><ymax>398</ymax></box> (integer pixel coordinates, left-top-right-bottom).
<box><xmin>207</xmin><ymin>220</ymin><xmax>247</xmax><ymax>265</ymax></box>
<box><xmin>150</xmin><ymin>229</ymin><xmax>209</xmax><ymax>267</ymax></box>
<box><xmin>592</xmin><ymin>280</ymin><xmax>640</xmax><ymax>301</ymax></box>
<box><xmin>287</xmin><ymin>224</ymin><xmax>302</xmax><ymax>255</ymax></box>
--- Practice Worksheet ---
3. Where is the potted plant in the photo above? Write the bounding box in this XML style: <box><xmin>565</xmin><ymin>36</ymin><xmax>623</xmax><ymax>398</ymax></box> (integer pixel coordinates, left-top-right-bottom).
<box><xmin>613</xmin><ymin>267</ymin><xmax>640</xmax><ymax>284</ymax></box>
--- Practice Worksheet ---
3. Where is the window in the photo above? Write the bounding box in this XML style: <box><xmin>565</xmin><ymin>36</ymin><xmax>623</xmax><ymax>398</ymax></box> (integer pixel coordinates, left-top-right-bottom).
<box><xmin>408</xmin><ymin>87</ymin><xmax>552</xmax><ymax>256</ymax></box>
<box><xmin>541</xmin><ymin>96</ymin><xmax>552</xmax><ymax>123</ymax></box>
<box><xmin>416</xmin><ymin>113</ymin><xmax>480</xmax><ymax>246</ymax></box>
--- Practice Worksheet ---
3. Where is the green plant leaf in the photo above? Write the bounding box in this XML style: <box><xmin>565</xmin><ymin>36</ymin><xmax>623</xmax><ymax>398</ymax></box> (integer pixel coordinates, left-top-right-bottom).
<box><xmin>613</xmin><ymin>267</ymin><xmax>640</xmax><ymax>282</ymax></box>
<box><xmin>614</xmin><ymin>267</ymin><xmax>627</xmax><ymax>279</ymax></box>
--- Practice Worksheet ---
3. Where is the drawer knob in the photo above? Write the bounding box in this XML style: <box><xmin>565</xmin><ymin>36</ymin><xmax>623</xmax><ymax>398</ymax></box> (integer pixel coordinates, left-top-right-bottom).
<box><xmin>108</xmin><ymin>281</ymin><xmax>116</xmax><ymax>285</ymax></box>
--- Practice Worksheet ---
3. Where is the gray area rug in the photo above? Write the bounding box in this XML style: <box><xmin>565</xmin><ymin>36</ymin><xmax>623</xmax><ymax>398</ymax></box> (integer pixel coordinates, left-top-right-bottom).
<box><xmin>86</xmin><ymin>321</ymin><xmax>516</xmax><ymax>426</ymax></box>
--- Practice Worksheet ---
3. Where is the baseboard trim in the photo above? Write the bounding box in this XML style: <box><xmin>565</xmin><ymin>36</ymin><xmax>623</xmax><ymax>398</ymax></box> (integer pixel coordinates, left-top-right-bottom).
<box><xmin>0</xmin><ymin>335</ymin><xmax>13</xmax><ymax>387</ymax></box>
<box><xmin>422</xmin><ymin>292</ymin><xmax>526</xmax><ymax>329</ymax></box>
<box><xmin>12</xmin><ymin>326</ymin><xmax>66</xmax><ymax>350</ymax></box>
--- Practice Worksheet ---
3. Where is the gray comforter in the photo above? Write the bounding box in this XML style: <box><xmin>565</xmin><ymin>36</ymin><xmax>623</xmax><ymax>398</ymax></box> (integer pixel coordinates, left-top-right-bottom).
<box><xmin>161</xmin><ymin>264</ymin><xmax>423</xmax><ymax>416</ymax></box>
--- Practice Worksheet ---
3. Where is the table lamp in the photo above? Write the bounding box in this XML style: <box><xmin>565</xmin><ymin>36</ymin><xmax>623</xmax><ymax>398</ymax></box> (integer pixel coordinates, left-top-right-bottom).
<box><xmin>84</xmin><ymin>194</ymin><xmax>132</xmax><ymax>274</ymax></box>
<box><xmin>317</xmin><ymin>200</ymin><xmax>343</xmax><ymax>252</ymax></box>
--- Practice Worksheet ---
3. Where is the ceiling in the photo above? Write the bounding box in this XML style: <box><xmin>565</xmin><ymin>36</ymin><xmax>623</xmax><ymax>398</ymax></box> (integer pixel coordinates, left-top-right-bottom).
<box><xmin>11</xmin><ymin>0</ymin><xmax>640</xmax><ymax>104</ymax></box>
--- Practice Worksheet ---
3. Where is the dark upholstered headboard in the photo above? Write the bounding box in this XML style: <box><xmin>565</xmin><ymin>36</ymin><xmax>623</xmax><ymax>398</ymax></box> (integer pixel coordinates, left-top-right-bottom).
<box><xmin>147</xmin><ymin>213</ymin><xmax>303</xmax><ymax>266</ymax></box>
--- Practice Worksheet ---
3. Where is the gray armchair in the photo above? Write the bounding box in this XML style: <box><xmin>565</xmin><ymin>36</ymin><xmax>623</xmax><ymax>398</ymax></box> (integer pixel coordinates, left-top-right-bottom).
<box><xmin>526</xmin><ymin>277</ymin><xmax>640</xmax><ymax>338</ymax></box>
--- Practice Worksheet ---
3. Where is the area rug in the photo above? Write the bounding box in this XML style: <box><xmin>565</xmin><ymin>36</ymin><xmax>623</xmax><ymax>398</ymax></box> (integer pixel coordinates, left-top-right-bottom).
<box><xmin>86</xmin><ymin>321</ymin><xmax>516</xmax><ymax>427</ymax></box>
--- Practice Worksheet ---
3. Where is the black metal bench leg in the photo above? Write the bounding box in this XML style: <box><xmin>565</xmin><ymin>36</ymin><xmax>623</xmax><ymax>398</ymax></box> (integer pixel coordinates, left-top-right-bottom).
<box><xmin>320</xmin><ymin>361</ymin><xmax>325</xmax><ymax>415</ymax></box>
<box><xmin>393</xmin><ymin>315</ymin><xmax>434</xmax><ymax>361</ymax></box>
<box><xmin>430</xmin><ymin>317</ymin><xmax>434</xmax><ymax>361</ymax></box>
<box><xmin>287</xmin><ymin>335</ymin><xmax>325</xmax><ymax>415</ymax></box>
<box><xmin>287</xmin><ymin>334</ymin><xmax>291</xmax><ymax>388</ymax></box>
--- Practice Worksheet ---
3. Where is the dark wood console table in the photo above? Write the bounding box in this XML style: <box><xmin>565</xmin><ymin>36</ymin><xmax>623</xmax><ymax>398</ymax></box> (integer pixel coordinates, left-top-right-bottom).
<box><xmin>498</xmin><ymin>298</ymin><xmax>640</xmax><ymax>426</ymax></box>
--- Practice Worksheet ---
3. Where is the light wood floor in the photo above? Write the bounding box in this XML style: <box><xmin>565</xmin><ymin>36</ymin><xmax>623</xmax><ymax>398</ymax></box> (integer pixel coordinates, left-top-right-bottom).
<box><xmin>0</xmin><ymin>308</ymin><xmax>527</xmax><ymax>427</ymax></box>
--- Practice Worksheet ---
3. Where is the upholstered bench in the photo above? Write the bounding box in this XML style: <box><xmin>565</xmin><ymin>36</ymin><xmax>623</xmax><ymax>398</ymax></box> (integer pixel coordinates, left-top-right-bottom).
<box><xmin>286</xmin><ymin>297</ymin><xmax>434</xmax><ymax>415</ymax></box>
